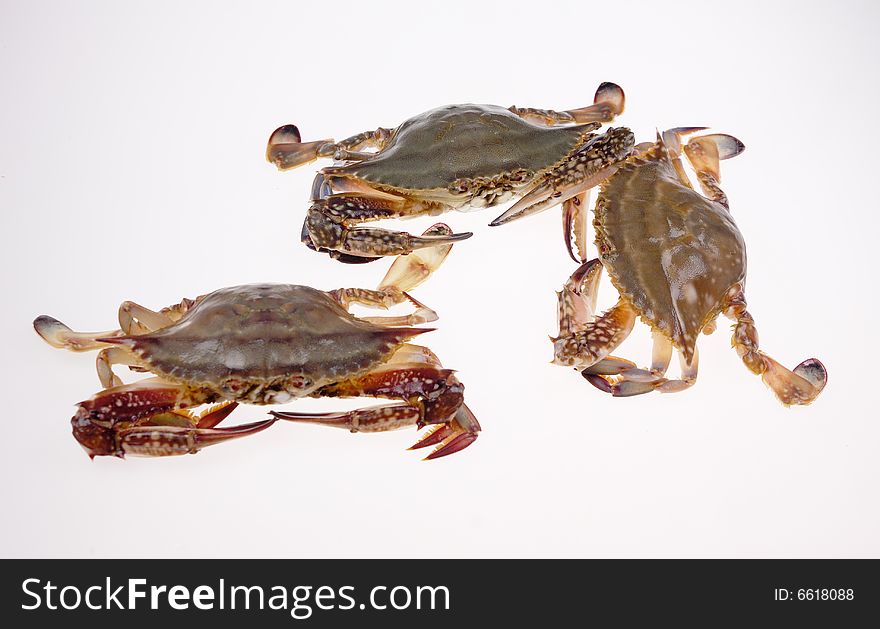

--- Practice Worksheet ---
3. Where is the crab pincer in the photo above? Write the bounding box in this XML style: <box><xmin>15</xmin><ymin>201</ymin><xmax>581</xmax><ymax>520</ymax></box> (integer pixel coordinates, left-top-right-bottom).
<box><xmin>272</xmin><ymin>365</ymin><xmax>480</xmax><ymax>461</ymax></box>
<box><xmin>409</xmin><ymin>403</ymin><xmax>481</xmax><ymax>460</ymax></box>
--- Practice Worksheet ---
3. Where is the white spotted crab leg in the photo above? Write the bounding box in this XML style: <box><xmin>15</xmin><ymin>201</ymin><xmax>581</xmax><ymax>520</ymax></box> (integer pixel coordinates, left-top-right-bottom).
<box><xmin>508</xmin><ymin>81</ymin><xmax>626</xmax><ymax>127</ymax></box>
<box><xmin>266</xmin><ymin>124</ymin><xmax>393</xmax><ymax>171</ymax></box>
<box><xmin>662</xmin><ymin>126</ymin><xmax>746</xmax><ymax>205</ymax></box>
<box><xmin>551</xmin><ymin>259</ymin><xmax>637</xmax><ymax>371</ymax></box>
<box><xmin>272</xmin><ymin>353</ymin><xmax>480</xmax><ymax>460</ymax></box>
<box><xmin>725</xmin><ymin>286</ymin><xmax>826</xmax><ymax>406</ymax></box>
<box><xmin>329</xmin><ymin>223</ymin><xmax>456</xmax><ymax>326</ymax></box>
<box><xmin>582</xmin><ymin>334</ymin><xmax>700</xmax><ymax>397</ymax></box>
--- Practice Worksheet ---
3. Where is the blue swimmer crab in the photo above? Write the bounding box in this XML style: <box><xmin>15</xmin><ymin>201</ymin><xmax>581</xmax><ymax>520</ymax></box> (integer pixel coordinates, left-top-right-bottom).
<box><xmin>266</xmin><ymin>82</ymin><xmax>629</xmax><ymax>263</ymax></box>
<box><xmin>33</xmin><ymin>228</ymin><xmax>480</xmax><ymax>459</ymax></box>
<box><xmin>550</xmin><ymin>129</ymin><xmax>826</xmax><ymax>405</ymax></box>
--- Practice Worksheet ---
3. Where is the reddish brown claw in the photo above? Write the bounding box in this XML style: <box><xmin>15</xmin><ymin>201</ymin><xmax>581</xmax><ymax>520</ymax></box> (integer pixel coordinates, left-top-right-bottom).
<box><xmin>413</xmin><ymin>403</ymin><xmax>480</xmax><ymax>460</ymax></box>
<box><xmin>424</xmin><ymin>432</ymin><xmax>478</xmax><ymax>460</ymax></box>
<box><xmin>117</xmin><ymin>418</ymin><xmax>278</xmax><ymax>457</ymax></box>
<box><xmin>71</xmin><ymin>404</ymin><xmax>278</xmax><ymax>458</ymax></box>
<box><xmin>409</xmin><ymin>423</ymin><xmax>455</xmax><ymax>450</ymax></box>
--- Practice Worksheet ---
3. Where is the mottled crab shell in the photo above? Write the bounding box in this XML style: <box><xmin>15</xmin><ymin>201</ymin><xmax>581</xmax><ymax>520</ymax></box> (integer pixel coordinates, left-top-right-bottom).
<box><xmin>330</xmin><ymin>104</ymin><xmax>596</xmax><ymax>192</ymax></box>
<box><xmin>594</xmin><ymin>146</ymin><xmax>747</xmax><ymax>360</ymax></box>
<box><xmin>104</xmin><ymin>284</ymin><xmax>424</xmax><ymax>400</ymax></box>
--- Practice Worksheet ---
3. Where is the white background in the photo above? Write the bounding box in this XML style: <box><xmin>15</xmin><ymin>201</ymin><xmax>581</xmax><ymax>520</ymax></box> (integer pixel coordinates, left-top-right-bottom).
<box><xmin>1</xmin><ymin>0</ymin><xmax>878</xmax><ymax>558</ymax></box>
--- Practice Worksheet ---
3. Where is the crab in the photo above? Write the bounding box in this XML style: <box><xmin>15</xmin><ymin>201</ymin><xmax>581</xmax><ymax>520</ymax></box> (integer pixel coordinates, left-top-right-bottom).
<box><xmin>550</xmin><ymin>128</ymin><xmax>827</xmax><ymax>405</ymax></box>
<box><xmin>266</xmin><ymin>82</ymin><xmax>631</xmax><ymax>263</ymax></box>
<box><xmin>33</xmin><ymin>226</ymin><xmax>480</xmax><ymax>459</ymax></box>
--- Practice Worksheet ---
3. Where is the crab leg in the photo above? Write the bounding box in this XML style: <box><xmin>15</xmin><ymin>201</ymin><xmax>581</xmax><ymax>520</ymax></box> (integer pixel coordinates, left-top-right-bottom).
<box><xmin>327</xmin><ymin>224</ymin><xmax>454</xmax><ymax>326</ymax></box>
<box><xmin>33</xmin><ymin>315</ymin><xmax>123</xmax><ymax>351</ymax></box>
<box><xmin>386</xmin><ymin>343</ymin><xmax>443</xmax><ymax>366</ymax></box>
<box><xmin>552</xmin><ymin>259</ymin><xmax>637</xmax><ymax>370</ymax></box>
<box><xmin>582</xmin><ymin>338</ymin><xmax>700</xmax><ymax>397</ymax></box>
<box><xmin>337</xmin><ymin>290</ymin><xmax>438</xmax><ymax>327</ymax></box>
<box><xmin>271</xmin><ymin>404</ymin><xmax>422</xmax><ymax>433</ymax></box>
<box><xmin>96</xmin><ymin>347</ymin><xmax>143</xmax><ymax>388</ymax></box>
<box><xmin>509</xmin><ymin>82</ymin><xmax>625</xmax><ymax>126</ymax></box>
<box><xmin>662</xmin><ymin>127</ymin><xmax>746</xmax><ymax>208</ymax></box>
<box><xmin>35</xmin><ymin>307</ymin><xmax>175</xmax><ymax>386</ymax></box>
<box><xmin>724</xmin><ymin>286</ymin><xmax>826</xmax><ymax>406</ymax></box>
<box><xmin>273</xmin><ymin>361</ymin><xmax>479</xmax><ymax>460</ymax></box>
<box><xmin>266</xmin><ymin>125</ymin><xmax>392</xmax><ymax>171</ymax></box>
<box><xmin>325</xmin><ymin>128</ymin><xmax>394</xmax><ymax>161</ymax></box>
<box><xmin>35</xmin><ymin>293</ymin><xmax>200</xmax><ymax>352</ymax></box>
<box><xmin>677</xmin><ymin>132</ymin><xmax>823</xmax><ymax>405</ymax></box>
<box><xmin>118</xmin><ymin>300</ymin><xmax>175</xmax><ymax>335</ymax></box>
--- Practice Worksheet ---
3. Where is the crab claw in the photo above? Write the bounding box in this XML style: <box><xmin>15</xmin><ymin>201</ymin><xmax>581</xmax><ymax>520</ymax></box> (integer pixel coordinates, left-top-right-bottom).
<box><xmin>72</xmin><ymin>407</ymin><xmax>278</xmax><ymax>458</ymax></box>
<box><xmin>266</xmin><ymin>124</ymin><xmax>333</xmax><ymax>170</ymax></box>
<box><xmin>409</xmin><ymin>231</ymin><xmax>473</xmax><ymax>248</ymax></box>
<box><xmin>490</xmin><ymin>127</ymin><xmax>633</xmax><ymax>227</ymax></box>
<box><xmin>562</xmin><ymin>191</ymin><xmax>591</xmax><ymax>263</ymax></box>
<box><xmin>490</xmin><ymin>164</ymin><xmax>620</xmax><ymax>227</ymax></box>
<box><xmin>410</xmin><ymin>403</ymin><xmax>481</xmax><ymax>460</ymax></box>
<box><xmin>118</xmin><ymin>419</ymin><xmax>278</xmax><ymax>457</ymax></box>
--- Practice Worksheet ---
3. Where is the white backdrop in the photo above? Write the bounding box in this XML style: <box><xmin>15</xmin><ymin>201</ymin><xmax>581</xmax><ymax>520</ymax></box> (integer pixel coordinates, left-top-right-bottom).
<box><xmin>1</xmin><ymin>0</ymin><xmax>878</xmax><ymax>558</ymax></box>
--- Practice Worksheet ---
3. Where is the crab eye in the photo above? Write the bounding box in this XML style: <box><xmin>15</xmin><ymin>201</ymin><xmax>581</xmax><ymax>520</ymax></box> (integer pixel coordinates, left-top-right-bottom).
<box><xmin>222</xmin><ymin>378</ymin><xmax>245</xmax><ymax>394</ymax></box>
<box><xmin>288</xmin><ymin>375</ymin><xmax>311</xmax><ymax>389</ymax></box>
